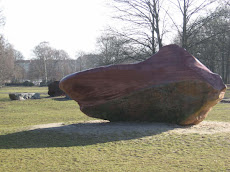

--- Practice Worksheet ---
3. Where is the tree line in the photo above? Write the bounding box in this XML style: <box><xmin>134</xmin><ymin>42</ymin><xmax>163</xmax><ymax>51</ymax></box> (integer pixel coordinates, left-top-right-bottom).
<box><xmin>0</xmin><ymin>0</ymin><xmax>230</xmax><ymax>85</ymax></box>
<box><xmin>0</xmin><ymin>35</ymin><xmax>25</xmax><ymax>85</ymax></box>
<box><xmin>79</xmin><ymin>0</ymin><xmax>230</xmax><ymax>83</ymax></box>
<box><xmin>29</xmin><ymin>42</ymin><xmax>76</xmax><ymax>84</ymax></box>
<box><xmin>0</xmin><ymin>38</ymin><xmax>76</xmax><ymax>85</ymax></box>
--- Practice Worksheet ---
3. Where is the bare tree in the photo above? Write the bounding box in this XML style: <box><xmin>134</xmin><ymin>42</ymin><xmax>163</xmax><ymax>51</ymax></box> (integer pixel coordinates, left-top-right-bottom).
<box><xmin>0</xmin><ymin>9</ymin><xmax>5</xmax><ymax>28</ymax></box>
<box><xmin>0</xmin><ymin>9</ymin><xmax>12</xmax><ymax>85</ymax></box>
<box><xmin>12</xmin><ymin>64</ymin><xmax>25</xmax><ymax>83</ymax></box>
<box><xmin>13</xmin><ymin>49</ymin><xmax>24</xmax><ymax>61</ymax></box>
<box><xmin>222</xmin><ymin>0</ymin><xmax>230</xmax><ymax>7</ymax></box>
<box><xmin>169</xmin><ymin>0</ymin><xmax>217</xmax><ymax>49</ymax></box>
<box><xmin>0</xmin><ymin>36</ymin><xmax>14</xmax><ymax>85</ymax></box>
<box><xmin>33</xmin><ymin>42</ymin><xmax>51</xmax><ymax>83</ymax></box>
<box><xmin>52</xmin><ymin>49</ymin><xmax>72</xmax><ymax>79</ymax></box>
<box><xmin>181</xmin><ymin>6</ymin><xmax>230</xmax><ymax>83</ymax></box>
<box><xmin>110</xmin><ymin>0</ymin><xmax>167</xmax><ymax>56</ymax></box>
<box><xmin>75</xmin><ymin>51</ymin><xmax>86</xmax><ymax>71</ymax></box>
<box><xmin>0</xmin><ymin>36</ymin><xmax>26</xmax><ymax>84</ymax></box>
<box><xmin>96</xmin><ymin>34</ymin><xmax>133</xmax><ymax>65</ymax></box>
<box><xmin>32</xmin><ymin>42</ymin><xmax>73</xmax><ymax>82</ymax></box>
<box><xmin>12</xmin><ymin>50</ymin><xmax>25</xmax><ymax>82</ymax></box>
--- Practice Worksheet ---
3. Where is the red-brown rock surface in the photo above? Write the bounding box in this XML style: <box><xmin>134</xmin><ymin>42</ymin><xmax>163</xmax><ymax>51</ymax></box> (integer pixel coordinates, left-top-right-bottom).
<box><xmin>59</xmin><ymin>44</ymin><xmax>226</xmax><ymax>125</ymax></box>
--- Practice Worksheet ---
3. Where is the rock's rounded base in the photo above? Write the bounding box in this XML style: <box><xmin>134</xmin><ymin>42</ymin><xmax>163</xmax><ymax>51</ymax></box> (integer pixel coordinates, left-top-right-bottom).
<box><xmin>82</xmin><ymin>80</ymin><xmax>224</xmax><ymax>125</ymax></box>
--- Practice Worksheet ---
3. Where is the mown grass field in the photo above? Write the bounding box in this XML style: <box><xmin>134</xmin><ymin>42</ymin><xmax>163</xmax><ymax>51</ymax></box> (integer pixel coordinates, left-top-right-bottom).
<box><xmin>224</xmin><ymin>84</ymin><xmax>230</xmax><ymax>99</ymax></box>
<box><xmin>0</xmin><ymin>86</ymin><xmax>229</xmax><ymax>172</ymax></box>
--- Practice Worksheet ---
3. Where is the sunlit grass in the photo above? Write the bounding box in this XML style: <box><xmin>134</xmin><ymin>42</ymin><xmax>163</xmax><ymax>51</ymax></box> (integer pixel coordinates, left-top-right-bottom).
<box><xmin>0</xmin><ymin>86</ymin><xmax>48</xmax><ymax>93</ymax></box>
<box><xmin>224</xmin><ymin>84</ymin><xmax>230</xmax><ymax>98</ymax></box>
<box><xmin>206</xmin><ymin>103</ymin><xmax>230</xmax><ymax>122</ymax></box>
<box><xmin>0</xmin><ymin>86</ymin><xmax>229</xmax><ymax>171</ymax></box>
<box><xmin>0</xmin><ymin>133</ymin><xmax>229</xmax><ymax>172</ymax></box>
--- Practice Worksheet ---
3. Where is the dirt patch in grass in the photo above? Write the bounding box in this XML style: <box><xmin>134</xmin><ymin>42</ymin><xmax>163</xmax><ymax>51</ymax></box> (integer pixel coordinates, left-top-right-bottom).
<box><xmin>29</xmin><ymin>120</ymin><xmax>230</xmax><ymax>135</ymax></box>
<box><xmin>171</xmin><ymin>121</ymin><xmax>230</xmax><ymax>134</ymax></box>
<box><xmin>30</xmin><ymin>123</ymin><xmax>64</xmax><ymax>130</ymax></box>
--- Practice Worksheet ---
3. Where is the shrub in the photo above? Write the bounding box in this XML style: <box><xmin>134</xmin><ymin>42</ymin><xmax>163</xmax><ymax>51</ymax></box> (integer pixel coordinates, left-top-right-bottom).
<box><xmin>5</xmin><ymin>81</ymin><xmax>34</xmax><ymax>87</ymax></box>
<box><xmin>23</xmin><ymin>81</ymin><xmax>34</xmax><ymax>86</ymax></box>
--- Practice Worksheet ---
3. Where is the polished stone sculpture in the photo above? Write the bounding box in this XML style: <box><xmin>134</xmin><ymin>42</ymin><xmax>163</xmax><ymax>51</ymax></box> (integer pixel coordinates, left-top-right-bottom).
<box><xmin>59</xmin><ymin>44</ymin><xmax>226</xmax><ymax>125</ymax></box>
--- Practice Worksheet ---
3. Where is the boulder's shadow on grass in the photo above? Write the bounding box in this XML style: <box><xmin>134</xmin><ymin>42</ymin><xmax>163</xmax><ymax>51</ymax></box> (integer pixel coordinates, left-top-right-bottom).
<box><xmin>52</xmin><ymin>96</ymin><xmax>72</xmax><ymax>101</ymax></box>
<box><xmin>52</xmin><ymin>97</ymin><xmax>70</xmax><ymax>101</ymax></box>
<box><xmin>0</xmin><ymin>121</ymin><xmax>184</xmax><ymax>149</ymax></box>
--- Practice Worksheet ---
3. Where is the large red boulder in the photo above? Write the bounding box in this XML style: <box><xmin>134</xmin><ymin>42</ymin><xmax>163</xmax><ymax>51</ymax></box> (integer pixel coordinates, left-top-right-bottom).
<box><xmin>59</xmin><ymin>44</ymin><xmax>226</xmax><ymax>125</ymax></box>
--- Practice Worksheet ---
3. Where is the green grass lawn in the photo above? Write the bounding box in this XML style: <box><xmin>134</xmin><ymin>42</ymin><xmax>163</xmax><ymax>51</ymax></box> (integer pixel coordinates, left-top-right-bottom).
<box><xmin>0</xmin><ymin>86</ymin><xmax>229</xmax><ymax>172</ymax></box>
<box><xmin>0</xmin><ymin>86</ymin><xmax>49</xmax><ymax>93</ymax></box>
<box><xmin>224</xmin><ymin>84</ymin><xmax>230</xmax><ymax>98</ymax></box>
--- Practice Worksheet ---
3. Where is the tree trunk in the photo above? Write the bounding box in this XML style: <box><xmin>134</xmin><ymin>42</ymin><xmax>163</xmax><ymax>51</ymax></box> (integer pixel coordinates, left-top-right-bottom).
<box><xmin>151</xmin><ymin>18</ymin><xmax>156</xmax><ymax>54</ymax></box>
<box><xmin>221</xmin><ymin>52</ymin><xmax>225</xmax><ymax>82</ymax></box>
<box><xmin>225</xmin><ymin>57</ymin><xmax>229</xmax><ymax>83</ymax></box>
<box><xmin>182</xmin><ymin>0</ymin><xmax>187</xmax><ymax>49</ymax></box>
<box><xmin>153</xmin><ymin>0</ymin><xmax>162</xmax><ymax>49</ymax></box>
